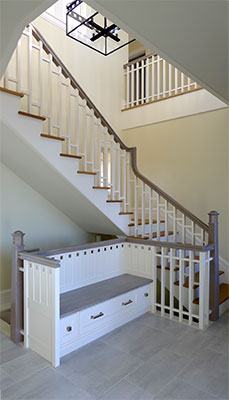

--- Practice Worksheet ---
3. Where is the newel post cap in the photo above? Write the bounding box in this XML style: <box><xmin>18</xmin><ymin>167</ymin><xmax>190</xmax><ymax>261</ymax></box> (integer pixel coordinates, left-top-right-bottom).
<box><xmin>12</xmin><ymin>230</ymin><xmax>25</xmax><ymax>246</ymax></box>
<box><xmin>208</xmin><ymin>211</ymin><xmax>219</xmax><ymax>225</ymax></box>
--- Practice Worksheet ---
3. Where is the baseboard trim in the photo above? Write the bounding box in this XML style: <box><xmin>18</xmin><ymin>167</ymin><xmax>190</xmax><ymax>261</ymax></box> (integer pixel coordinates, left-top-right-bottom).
<box><xmin>0</xmin><ymin>289</ymin><xmax>11</xmax><ymax>312</ymax></box>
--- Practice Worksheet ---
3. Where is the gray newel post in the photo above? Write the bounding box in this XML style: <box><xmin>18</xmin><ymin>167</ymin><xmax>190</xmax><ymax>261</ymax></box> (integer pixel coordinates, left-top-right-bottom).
<box><xmin>11</xmin><ymin>231</ymin><xmax>25</xmax><ymax>343</ymax></box>
<box><xmin>208</xmin><ymin>211</ymin><xmax>219</xmax><ymax>322</ymax></box>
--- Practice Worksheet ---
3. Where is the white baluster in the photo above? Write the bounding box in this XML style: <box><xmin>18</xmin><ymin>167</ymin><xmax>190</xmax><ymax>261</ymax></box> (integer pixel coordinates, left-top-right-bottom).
<box><xmin>168</xmin><ymin>63</ymin><xmax>172</xmax><ymax>96</ymax></box>
<box><xmin>157</xmin><ymin>55</ymin><xmax>160</xmax><ymax>99</ymax></box>
<box><xmin>188</xmin><ymin>251</ymin><xmax>194</xmax><ymax>325</ymax></box>
<box><xmin>83</xmin><ymin>99</ymin><xmax>87</xmax><ymax>170</ymax></box>
<box><xmin>136</xmin><ymin>62</ymin><xmax>139</xmax><ymax>105</ymax></box>
<box><xmin>67</xmin><ymin>78</ymin><xmax>71</xmax><ymax>154</ymax></box>
<box><xmin>152</xmin><ymin>246</ymin><xmax>157</xmax><ymax>313</ymax></box>
<box><xmin>17</xmin><ymin>38</ymin><xmax>21</xmax><ymax>92</ymax></box>
<box><xmin>134</xmin><ymin>175</ymin><xmax>138</xmax><ymax>237</ymax></box>
<box><xmin>145</xmin><ymin>57</ymin><xmax>149</xmax><ymax>103</ymax></box>
<box><xmin>151</xmin><ymin>55</ymin><xmax>155</xmax><ymax>101</ymax></box>
<box><xmin>141</xmin><ymin>60</ymin><xmax>144</xmax><ymax>103</ymax></box>
<box><xmin>148</xmin><ymin>187</ymin><xmax>153</xmax><ymax>240</ymax></box>
<box><xmin>163</xmin><ymin>59</ymin><xmax>166</xmax><ymax>97</ymax></box>
<box><xmin>161</xmin><ymin>247</ymin><xmax>166</xmax><ymax>316</ymax></box>
<box><xmin>141</xmin><ymin>181</ymin><xmax>145</xmax><ymax>238</ymax></box>
<box><xmin>131</xmin><ymin>64</ymin><xmax>134</xmax><ymax>107</ymax></box>
<box><xmin>123</xmin><ymin>150</ymin><xmax>127</xmax><ymax>212</ymax></box>
<box><xmin>117</xmin><ymin>144</ymin><xmax>120</xmax><ymax>199</ymax></box>
<box><xmin>181</xmin><ymin>72</ymin><xmax>184</xmax><ymax>92</ymax></box>
<box><xmin>179</xmin><ymin>249</ymin><xmax>184</xmax><ymax>322</ymax></box>
<box><xmin>49</xmin><ymin>53</ymin><xmax>53</xmax><ymax>135</ymax></box>
<box><xmin>75</xmin><ymin>89</ymin><xmax>80</xmax><ymax>155</ymax></box>
<box><xmin>199</xmin><ymin>252</ymin><xmax>206</xmax><ymax>329</ymax></box>
<box><xmin>28</xmin><ymin>25</ymin><xmax>32</xmax><ymax>113</ymax></box>
<box><xmin>156</xmin><ymin>193</ymin><xmax>160</xmax><ymax>240</ymax></box>
<box><xmin>173</xmin><ymin>207</ymin><xmax>177</xmax><ymax>242</ymax></box>
<box><xmin>188</xmin><ymin>77</ymin><xmax>191</xmax><ymax>90</ymax></box>
<box><xmin>164</xmin><ymin>200</ymin><xmax>168</xmax><ymax>241</ymax></box>
<box><xmin>170</xmin><ymin>248</ymin><xmax>176</xmax><ymax>319</ymax></box>
<box><xmin>174</xmin><ymin>67</ymin><xmax>178</xmax><ymax>94</ymax></box>
<box><xmin>111</xmin><ymin>138</ymin><xmax>116</xmax><ymax>197</ymax></box>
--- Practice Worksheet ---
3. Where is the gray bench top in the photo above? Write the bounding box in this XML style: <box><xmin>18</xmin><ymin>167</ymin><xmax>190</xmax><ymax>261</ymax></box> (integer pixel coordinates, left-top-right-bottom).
<box><xmin>60</xmin><ymin>274</ymin><xmax>152</xmax><ymax>318</ymax></box>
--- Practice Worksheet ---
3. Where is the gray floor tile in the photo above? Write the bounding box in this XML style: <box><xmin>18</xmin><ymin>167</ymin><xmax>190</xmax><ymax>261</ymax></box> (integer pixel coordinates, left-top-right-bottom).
<box><xmin>137</xmin><ymin>313</ymin><xmax>193</xmax><ymax>337</ymax></box>
<box><xmin>2</xmin><ymin>367</ymin><xmax>95</xmax><ymax>399</ymax></box>
<box><xmin>0</xmin><ymin>342</ymin><xmax>28</xmax><ymax>366</ymax></box>
<box><xmin>0</xmin><ymin>368</ymin><xmax>16</xmax><ymax>391</ymax></box>
<box><xmin>2</xmin><ymin>352</ymin><xmax>49</xmax><ymax>382</ymax></box>
<box><xmin>178</xmin><ymin>364</ymin><xmax>228</xmax><ymax>397</ymax></box>
<box><xmin>99</xmin><ymin>378</ymin><xmax>153</xmax><ymax>400</ymax></box>
<box><xmin>154</xmin><ymin>377</ymin><xmax>218</xmax><ymax>399</ymax></box>
<box><xmin>126</xmin><ymin>349</ymin><xmax>190</xmax><ymax>397</ymax></box>
<box><xmin>66</xmin><ymin>345</ymin><xmax>143</xmax><ymax>397</ymax></box>
<box><xmin>187</xmin><ymin>347</ymin><xmax>228</xmax><ymax>379</ymax></box>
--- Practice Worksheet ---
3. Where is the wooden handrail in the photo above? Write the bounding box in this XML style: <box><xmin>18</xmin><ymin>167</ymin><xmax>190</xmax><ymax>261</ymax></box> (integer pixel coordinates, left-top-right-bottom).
<box><xmin>30</xmin><ymin>24</ymin><xmax>209</xmax><ymax>234</ymax></box>
<box><xmin>33</xmin><ymin>237</ymin><xmax>213</xmax><ymax>258</ymax></box>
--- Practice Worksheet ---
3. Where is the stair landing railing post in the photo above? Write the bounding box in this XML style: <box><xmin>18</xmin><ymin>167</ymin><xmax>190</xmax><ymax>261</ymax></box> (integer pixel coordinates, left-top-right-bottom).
<box><xmin>11</xmin><ymin>230</ymin><xmax>25</xmax><ymax>343</ymax></box>
<box><xmin>208</xmin><ymin>211</ymin><xmax>219</xmax><ymax>321</ymax></box>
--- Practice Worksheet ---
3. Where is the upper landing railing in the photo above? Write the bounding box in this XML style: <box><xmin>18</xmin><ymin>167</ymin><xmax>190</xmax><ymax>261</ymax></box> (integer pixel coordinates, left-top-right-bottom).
<box><xmin>123</xmin><ymin>53</ymin><xmax>202</xmax><ymax>110</ymax></box>
<box><xmin>1</xmin><ymin>25</ymin><xmax>219</xmax><ymax>322</ymax></box>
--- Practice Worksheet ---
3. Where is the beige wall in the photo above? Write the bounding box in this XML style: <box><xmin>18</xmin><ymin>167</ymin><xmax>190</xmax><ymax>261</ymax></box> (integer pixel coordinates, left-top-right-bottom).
<box><xmin>121</xmin><ymin>108</ymin><xmax>229</xmax><ymax>262</ymax></box>
<box><xmin>0</xmin><ymin>163</ymin><xmax>92</xmax><ymax>291</ymax></box>
<box><xmin>33</xmin><ymin>16</ymin><xmax>127</xmax><ymax>135</ymax></box>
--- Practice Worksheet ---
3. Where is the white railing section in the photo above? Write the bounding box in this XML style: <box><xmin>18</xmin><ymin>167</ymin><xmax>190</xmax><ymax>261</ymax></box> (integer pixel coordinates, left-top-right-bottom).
<box><xmin>22</xmin><ymin>258</ymin><xmax>60</xmax><ymax>367</ymax></box>
<box><xmin>1</xmin><ymin>25</ymin><xmax>208</xmax><ymax>245</ymax></box>
<box><xmin>123</xmin><ymin>53</ymin><xmax>201</xmax><ymax>109</ymax></box>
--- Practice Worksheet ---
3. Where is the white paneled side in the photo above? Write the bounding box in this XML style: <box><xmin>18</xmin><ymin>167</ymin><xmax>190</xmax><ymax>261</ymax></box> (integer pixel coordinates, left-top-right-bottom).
<box><xmin>54</xmin><ymin>244</ymin><xmax>126</xmax><ymax>294</ymax></box>
<box><xmin>125</xmin><ymin>243</ymin><xmax>153</xmax><ymax>279</ymax></box>
<box><xmin>25</xmin><ymin>261</ymin><xmax>60</xmax><ymax>367</ymax></box>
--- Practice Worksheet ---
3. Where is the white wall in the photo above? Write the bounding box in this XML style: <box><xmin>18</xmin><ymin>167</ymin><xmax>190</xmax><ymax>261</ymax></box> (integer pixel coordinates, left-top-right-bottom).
<box><xmin>0</xmin><ymin>163</ymin><xmax>92</xmax><ymax>291</ymax></box>
<box><xmin>33</xmin><ymin>8</ymin><xmax>128</xmax><ymax>135</ymax></box>
<box><xmin>121</xmin><ymin>108</ymin><xmax>229</xmax><ymax>264</ymax></box>
<box><xmin>0</xmin><ymin>0</ymin><xmax>56</xmax><ymax>79</ymax></box>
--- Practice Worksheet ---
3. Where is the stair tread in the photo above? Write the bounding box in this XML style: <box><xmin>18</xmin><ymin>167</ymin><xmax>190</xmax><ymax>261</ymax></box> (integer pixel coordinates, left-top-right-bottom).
<box><xmin>128</xmin><ymin>219</ymin><xmax>165</xmax><ymax>227</ymax></box>
<box><xmin>119</xmin><ymin>212</ymin><xmax>134</xmax><ymax>215</ymax></box>
<box><xmin>193</xmin><ymin>283</ymin><xmax>229</xmax><ymax>305</ymax></box>
<box><xmin>174</xmin><ymin>270</ymin><xmax>224</xmax><ymax>289</ymax></box>
<box><xmin>60</xmin><ymin>273</ymin><xmax>152</xmax><ymax>318</ymax></box>
<box><xmin>41</xmin><ymin>134</ymin><xmax>65</xmax><ymax>141</ymax></box>
<box><xmin>60</xmin><ymin>153</ymin><xmax>81</xmax><ymax>159</ymax></box>
<box><xmin>0</xmin><ymin>87</ymin><xmax>24</xmax><ymax>98</ymax></box>
<box><xmin>78</xmin><ymin>171</ymin><xmax>97</xmax><ymax>175</ymax></box>
<box><xmin>18</xmin><ymin>111</ymin><xmax>46</xmax><ymax>121</ymax></box>
<box><xmin>128</xmin><ymin>231</ymin><xmax>174</xmax><ymax>240</ymax></box>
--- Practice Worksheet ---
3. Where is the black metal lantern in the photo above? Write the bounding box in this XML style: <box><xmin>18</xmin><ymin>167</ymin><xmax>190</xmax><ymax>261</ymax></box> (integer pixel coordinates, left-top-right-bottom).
<box><xmin>66</xmin><ymin>0</ymin><xmax>135</xmax><ymax>56</ymax></box>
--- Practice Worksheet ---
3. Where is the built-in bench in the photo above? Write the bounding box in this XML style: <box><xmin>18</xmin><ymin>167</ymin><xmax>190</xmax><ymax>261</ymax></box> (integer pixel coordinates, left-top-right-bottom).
<box><xmin>59</xmin><ymin>274</ymin><xmax>152</xmax><ymax>357</ymax></box>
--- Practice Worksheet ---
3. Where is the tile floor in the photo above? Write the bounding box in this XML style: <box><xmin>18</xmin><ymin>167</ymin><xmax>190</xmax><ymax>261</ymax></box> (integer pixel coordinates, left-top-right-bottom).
<box><xmin>0</xmin><ymin>311</ymin><xmax>228</xmax><ymax>400</ymax></box>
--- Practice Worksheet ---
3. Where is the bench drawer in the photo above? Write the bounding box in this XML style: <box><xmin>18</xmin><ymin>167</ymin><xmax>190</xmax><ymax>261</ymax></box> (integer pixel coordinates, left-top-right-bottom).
<box><xmin>60</xmin><ymin>313</ymin><xmax>79</xmax><ymax>346</ymax></box>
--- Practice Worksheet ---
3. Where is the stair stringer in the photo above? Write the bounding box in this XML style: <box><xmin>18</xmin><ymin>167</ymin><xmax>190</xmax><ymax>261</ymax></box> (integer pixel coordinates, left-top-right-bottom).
<box><xmin>0</xmin><ymin>91</ymin><xmax>130</xmax><ymax>235</ymax></box>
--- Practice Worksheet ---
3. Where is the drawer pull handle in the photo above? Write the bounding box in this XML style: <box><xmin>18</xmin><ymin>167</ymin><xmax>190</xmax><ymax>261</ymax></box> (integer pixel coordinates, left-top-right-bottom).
<box><xmin>144</xmin><ymin>293</ymin><xmax>149</xmax><ymax>297</ymax></box>
<box><xmin>66</xmin><ymin>326</ymin><xmax>72</xmax><ymax>332</ymax></box>
<box><xmin>91</xmin><ymin>312</ymin><xmax>104</xmax><ymax>320</ymax></box>
<box><xmin>122</xmin><ymin>299</ymin><xmax>133</xmax><ymax>306</ymax></box>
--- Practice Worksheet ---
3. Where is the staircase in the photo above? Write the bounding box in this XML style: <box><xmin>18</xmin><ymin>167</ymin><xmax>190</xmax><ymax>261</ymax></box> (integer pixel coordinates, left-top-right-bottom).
<box><xmin>0</xmin><ymin>24</ymin><xmax>228</xmax><ymax>325</ymax></box>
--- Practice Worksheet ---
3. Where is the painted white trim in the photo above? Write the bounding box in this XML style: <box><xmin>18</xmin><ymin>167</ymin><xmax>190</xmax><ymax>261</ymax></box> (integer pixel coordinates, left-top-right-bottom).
<box><xmin>41</xmin><ymin>12</ymin><xmax>65</xmax><ymax>32</ymax></box>
<box><xmin>0</xmin><ymin>289</ymin><xmax>11</xmax><ymax>312</ymax></box>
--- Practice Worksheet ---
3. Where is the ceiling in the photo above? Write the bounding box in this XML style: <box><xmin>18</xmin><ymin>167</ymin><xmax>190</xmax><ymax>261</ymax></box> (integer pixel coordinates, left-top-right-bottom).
<box><xmin>85</xmin><ymin>0</ymin><xmax>229</xmax><ymax>104</ymax></box>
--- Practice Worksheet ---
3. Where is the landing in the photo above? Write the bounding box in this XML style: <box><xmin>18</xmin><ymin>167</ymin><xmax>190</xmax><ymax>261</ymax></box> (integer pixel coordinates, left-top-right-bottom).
<box><xmin>60</xmin><ymin>274</ymin><xmax>152</xmax><ymax>318</ymax></box>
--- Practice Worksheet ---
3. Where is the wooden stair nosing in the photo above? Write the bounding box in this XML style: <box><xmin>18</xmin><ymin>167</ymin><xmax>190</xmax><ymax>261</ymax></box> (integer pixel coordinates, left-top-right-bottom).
<box><xmin>106</xmin><ymin>200</ymin><xmax>123</xmax><ymax>203</ymax></box>
<box><xmin>193</xmin><ymin>283</ymin><xmax>229</xmax><ymax>305</ymax></box>
<box><xmin>60</xmin><ymin>153</ymin><xmax>81</xmax><ymax>159</ymax></box>
<box><xmin>18</xmin><ymin>111</ymin><xmax>46</xmax><ymax>121</ymax></box>
<box><xmin>93</xmin><ymin>186</ymin><xmax>111</xmax><ymax>190</ymax></box>
<box><xmin>0</xmin><ymin>87</ymin><xmax>24</xmax><ymax>98</ymax></box>
<box><xmin>129</xmin><ymin>219</ymin><xmax>165</xmax><ymax>227</ymax></box>
<box><xmin>40</xmin><ymin>134</ymin><xmax>65</xmax><ymax>141</ymax></box>
<box><xmin>119</xmin><ymin>212</ymin><xmax>134</xmax><ymax>215</ymax></box>
<box><xmin>78</xmin><ymin>171</ymin><xmax>97</xmax><ymax>175</ymax></box>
